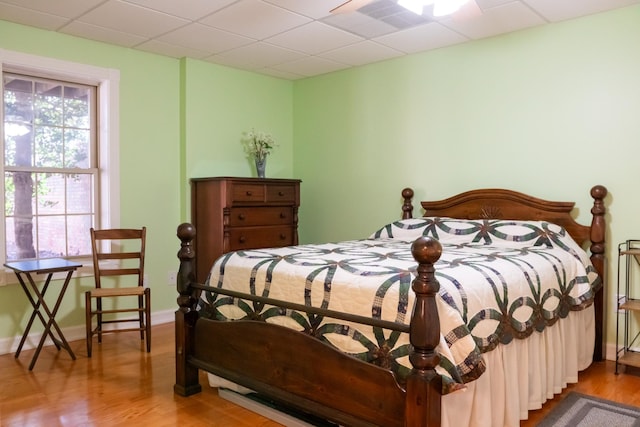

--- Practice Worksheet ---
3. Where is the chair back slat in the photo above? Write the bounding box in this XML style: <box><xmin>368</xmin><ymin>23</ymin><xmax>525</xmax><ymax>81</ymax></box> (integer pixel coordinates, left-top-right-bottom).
<box><xmin>90</xmin><ymin>227</ymin><xmax>146</xmax><ymax>289</ymax></box>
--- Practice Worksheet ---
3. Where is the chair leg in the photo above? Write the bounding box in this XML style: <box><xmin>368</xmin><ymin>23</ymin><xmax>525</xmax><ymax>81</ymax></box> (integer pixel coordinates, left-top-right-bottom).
<box><xmin>96</xmin><ymin>296</ymin><xmax>102</xmax><ymax>343</ymax></box>
<box><xmin>85</xmin><ymin>292</ymin><xmax>92</xmax><ymax>357</ymax></box>
<box><xmin>145</xmin><ymin>288</ymin><xmax>151</xmax><ymax>352</ymax></box>
<box><xmin>138</xmin><ymin>294</ymin><xmax>144</xmax><ymax>340</ymax></box>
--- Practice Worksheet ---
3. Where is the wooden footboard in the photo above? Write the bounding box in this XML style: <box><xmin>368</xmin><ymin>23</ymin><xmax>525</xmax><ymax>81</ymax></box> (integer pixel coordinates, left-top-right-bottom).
<box><xmin>175</xmin><ymin>223</ymin><xmax>444</xmax><ymax>427</ymax></box>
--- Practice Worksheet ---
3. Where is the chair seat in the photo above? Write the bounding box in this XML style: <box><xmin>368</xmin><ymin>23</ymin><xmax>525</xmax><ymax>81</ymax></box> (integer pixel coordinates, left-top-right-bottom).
<box><xmin>88</xmin><ymin>287</ymin><xmax>147</xmax><ymax>297</ymax></box>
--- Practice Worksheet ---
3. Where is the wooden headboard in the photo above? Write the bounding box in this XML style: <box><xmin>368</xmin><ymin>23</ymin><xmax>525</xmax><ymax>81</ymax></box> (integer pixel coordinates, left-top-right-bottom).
<box><xmin>402</xmin><ymin>186</ymin><xmax>606</xmax><ymax>253</ymax></box>
<box><xmin>401</xmin><ymin>185</ymin><xmax>608</xmax><ymax>361</ymax></box>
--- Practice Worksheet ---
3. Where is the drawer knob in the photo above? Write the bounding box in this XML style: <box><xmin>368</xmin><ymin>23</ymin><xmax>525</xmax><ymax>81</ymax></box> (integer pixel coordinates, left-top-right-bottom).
<box><xmin>239</xmin><ymin>236</ymin><xmax>246</xmax><ymax>243</ymax></box>
<box><xmin>246</xmin><ymin>191</ymin><xmax>252</xmax><ymax>196</ymax></box>
<box><xmin>280</xmin><ymin>212</ymin><xmax>286</xmax><ymax>219</ymax></box>
<box><xmin>280</xmin><ymin>233</ymin><xmax>286</xmax><ymax>240</ymax></box>
<box><xmin>238</xmin><ymin>214</ymin><xmax>246</xmax><ymax>220</ymax></box>
<box><xmin>278</xmin><ymin>191</ymin><xmax>285</xmax><ymax>196</ymax></box>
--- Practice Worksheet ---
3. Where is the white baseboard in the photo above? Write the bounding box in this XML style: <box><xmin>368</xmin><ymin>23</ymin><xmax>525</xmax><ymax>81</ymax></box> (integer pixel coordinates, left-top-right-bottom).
<box><xmin>0</xmin><ymin>308</ymin><xmax>175</xmax><ymax>356</ymax></box>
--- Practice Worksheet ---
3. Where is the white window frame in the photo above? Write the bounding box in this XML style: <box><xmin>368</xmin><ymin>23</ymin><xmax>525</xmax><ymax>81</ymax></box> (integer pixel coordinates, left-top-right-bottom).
<box><xmin>0</xmin><ymin>49</ymin><xmax>120</xmax><ymax>285</ymax></box>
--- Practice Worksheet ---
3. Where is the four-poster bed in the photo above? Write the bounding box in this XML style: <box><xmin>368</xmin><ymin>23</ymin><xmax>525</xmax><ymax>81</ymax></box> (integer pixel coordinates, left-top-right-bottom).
<box><xmin>174</xmin><ymin>185</ymin><xmax>607</xmax><ymax>427</ymax></box>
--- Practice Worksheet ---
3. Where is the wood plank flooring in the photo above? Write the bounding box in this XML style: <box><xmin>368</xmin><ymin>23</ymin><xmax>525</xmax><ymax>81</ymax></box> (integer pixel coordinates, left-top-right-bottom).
<box><xmin>1</xmin><ymin>322</ymin><xmax>640</xmax><ymax>426</ymax></box>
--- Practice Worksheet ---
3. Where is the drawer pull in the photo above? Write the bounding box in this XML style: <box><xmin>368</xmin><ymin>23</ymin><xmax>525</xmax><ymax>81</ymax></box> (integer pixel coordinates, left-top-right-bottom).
<box><xmin>280</xmin><ymin>233</ymin><xmax>287</xmax><ymax>240</ymax></box>
<box><xmin>278</xmin><ymin>191</ymin><xmax>285</xmax><ymax>196</ymax></box>
<box><xmin>239</xmin><ymin>236</ymin><xmax>246</xmax><ymax>243</ymax></box>
<box><xmin>246</xmin><ymin>191</ymin><xmax>252</xmax><ymax>196</ymax></box>
<box><xmin>280</xmin><ymin>212</ymin><xmax>287</xmax><ymax>219</ymax></box>
<box><xmin>238</xmin><ymin>214</ymin><xmax>246</xmax><ymax>220</ymax></box>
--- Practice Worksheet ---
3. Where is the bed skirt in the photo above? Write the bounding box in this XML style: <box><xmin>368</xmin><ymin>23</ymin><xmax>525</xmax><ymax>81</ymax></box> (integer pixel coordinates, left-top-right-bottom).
<box><xmin>441</xmin><ymin>305</ymin><xmax>595</xmax><ymax>427</ymax></box>
<box><xmin>207</xmin><ymin>306</ymin><xmax>595</xmax><ymax>427</ymax></box>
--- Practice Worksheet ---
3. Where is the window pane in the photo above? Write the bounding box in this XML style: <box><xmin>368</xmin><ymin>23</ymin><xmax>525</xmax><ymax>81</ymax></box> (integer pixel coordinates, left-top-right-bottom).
<box><xmin>67</xmin><ymin>174</ymin><xmax>92</xmax><ymax>214</ymax></box>
<box><xmin>64</xmin><ymin>128</ymin><xmax>90</xmax><ymax>168</ymax></box>
<box><xmin>5</xmin><ymin>171</ymin><xmax>37</xmax><ymax>260</ymax></box>
<box><xmin>4</xmin><ymin>77</ymin><xmax>34</xmax><ymax>169</ymax></box>
<box><xmin>35</xmin><ymin>125</ymin><xmax>63</xmax><ymax>167</ymax></box>
<box><xmin>67</xmin><ymin>215</ymin><xmax>92</xmax><ymax>256</ymax></box>
<box><xmin>64</xmin><ymin>86</ymin><xmax>90</xmax><ymax>128</ymax></box>
<box><xmin>36</xmin><ymin>173</ymin><xmax>65</xmax><ymax>215</ymax></box>
<box><xmin>34</xmin><ymin>81</ymin><xmax>62</xmax><ymax>126</ymax></box>
<box><xmin>37</xmin><ymin>215</ymin><xmax>65</xmax><ymax>258</ymax></box>
<box><xmin>4</xmin><ymin>77</ymin><xmax>35</xmax><ymax>168</ymax></box>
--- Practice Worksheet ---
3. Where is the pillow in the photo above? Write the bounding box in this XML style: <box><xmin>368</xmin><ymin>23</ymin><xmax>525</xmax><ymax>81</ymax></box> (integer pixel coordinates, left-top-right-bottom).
<box><xmin>371</xmin><ymin>217</ymin><xmax>574</xmax><ymax>250</ymax></box>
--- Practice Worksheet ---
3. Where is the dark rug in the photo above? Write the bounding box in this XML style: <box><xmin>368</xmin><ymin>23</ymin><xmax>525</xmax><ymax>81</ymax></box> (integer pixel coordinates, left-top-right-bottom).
<box><xmin>537</xmin><ymin>392</ymin><xmax>640</xmax><ymax>426</ymax></box>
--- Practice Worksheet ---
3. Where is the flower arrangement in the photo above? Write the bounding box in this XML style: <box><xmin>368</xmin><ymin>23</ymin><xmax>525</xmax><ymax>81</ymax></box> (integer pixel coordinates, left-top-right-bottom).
<box><xmin>242</xmin><ymin>129</ymin><xmax>277</xmax><ymax>163</ymax></box>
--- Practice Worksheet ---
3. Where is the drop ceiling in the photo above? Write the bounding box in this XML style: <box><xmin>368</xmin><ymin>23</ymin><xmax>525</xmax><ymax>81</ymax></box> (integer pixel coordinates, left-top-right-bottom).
<box><xmin>0</xmin><ymin>0</ymin><xmax>638</xmax><ymax>80</ymax></box>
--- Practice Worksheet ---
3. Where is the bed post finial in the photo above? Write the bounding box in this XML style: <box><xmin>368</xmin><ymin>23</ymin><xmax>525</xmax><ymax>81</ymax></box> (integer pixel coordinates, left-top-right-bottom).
<box><xmin>174</xmin><ymin>222</ymin><xmax>202</xmax><ymax>397</ymax></box>
<box><xmin>589</xmin><ymin>185</ymin><xmax>607</xmax><ymax>362</ymax></box>
<box><xmin>406</xmin><ymin>236</ymin><xmax>442</xmax><ymax>426</ymax></box>
<box><xmin>176</xmin><ymin>222</ymin><xmax>197</xmax><ymax>312</ymax></box>
<box><xmin>402</xmin><ymin>188</ymin><xmax>414</xmax><ymax>219</ymax></box>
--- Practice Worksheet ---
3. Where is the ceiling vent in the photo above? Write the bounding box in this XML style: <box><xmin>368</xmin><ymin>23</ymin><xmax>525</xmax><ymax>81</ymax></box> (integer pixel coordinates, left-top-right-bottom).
<box><xmin>357</xmin><ymin>0</ymin><xmax>432</xmax><ymax>29</ymax></box>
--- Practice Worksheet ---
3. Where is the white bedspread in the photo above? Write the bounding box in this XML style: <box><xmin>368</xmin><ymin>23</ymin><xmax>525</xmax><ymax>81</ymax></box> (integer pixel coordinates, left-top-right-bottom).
<box><xmin>200</xmin><ymin>217</ymin><xmax>600</xmax><ymax>424</ymax></box>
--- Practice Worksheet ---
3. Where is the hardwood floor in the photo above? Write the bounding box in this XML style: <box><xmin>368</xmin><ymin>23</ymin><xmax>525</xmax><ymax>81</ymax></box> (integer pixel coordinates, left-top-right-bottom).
<box><xmin>0</xmin><ymin>322</ymin><xmax>281</xmax><ymax>427</ymax></box>
<box><xmin>2</xmin><ymin>322</ymin><xmax>640</xmax><ymax>426</ymax></box>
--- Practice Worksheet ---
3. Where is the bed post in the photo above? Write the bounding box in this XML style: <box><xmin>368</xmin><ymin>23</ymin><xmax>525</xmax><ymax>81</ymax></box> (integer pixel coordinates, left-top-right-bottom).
<box><xmin>174</xmin><ymin>223</ymin><xmax>202</xmax><ymax>396</ymax></box>
<box><xmin>406</xmin><ymin>236</ymin><xmax>443</xmax><ymax>427</ymax></box>
<box><xmin>589</xmin><ymin>185</ymin><xmax>607</xmax><ymax>362</ymax></box>
<box><xmin>402</xmin><ymin>188</ymin><xmax>414</xmax><ymax>219</ymax></box>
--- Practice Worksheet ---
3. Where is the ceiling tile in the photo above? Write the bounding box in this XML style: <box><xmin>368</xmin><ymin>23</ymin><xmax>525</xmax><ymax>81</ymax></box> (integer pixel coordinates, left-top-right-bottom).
<box><xmin>0</xmin><ymin>2</ymin><xmax>69</xmax><ymax>30</ymax></box>
<box><xmin>0</xmin><ymin>0</ymin><xmax>104</xmax><ymax>18</ymax></box>
<box><xmin>440</xmin><ymin>1</ymin><xmax>546</xmax><ymax>40</ymax></box>
<box><xmin>262</xmin><ymin>0</ymin><xmax>346</xmax><ymax>19</ymax></box>
<box><xmin>523</xmin><ymin>0</ymin><xmax>640</xmax><ymax>22</ymax></box>
<box><xmin>210</xmin><ymin>42</ymin><xmax>307</xmax><ymax>69</ymax></box>
<box><xmin>265</xmin><ymin>21</ymin><xmax>364</xmax><ymax>55</ymax></box>
<box><xmin>321</xmin><ymin>9</ymin><xmax>398</xmax><ymax>38</ymax></box>
<box><xmin>199</xmin><ymin>0</ymin><xmax>311</xmax><ymax>40</ymax></box>
<box><xmin>271</xmin><ymin>56</ymin><xmax>351</xmax><ymax>77</ymax></box>
<box><xmin>76</xmin><ymin>0</ymin><xmax>189</xmax><ymax>38</ymax></box>
<box><xmin>319</xmin><ymin>40</ymin><xmax>403</xmax><ymax>66</ymax></box>
<box><xmin>60</xmin><ymin>21</ymin><xmax>148</xmax><ymax>47</ymax></box>
<box><xmin>374</xmin><ymin>22</ymin><xmax>468</xmax><ymax>53</ymax></box>
<box><xmin>135</xmin><ymin>39</ymin><xmax>211</xmax><ymax>59</ymax></box>
<box><xmin>256</xmin><ymin>66</ymin><xmax>305</xmax><ymax>80</ymax></box>
<box><xmin>157</xmin><ymin>23</ymin><xmax>254</xmax><ymax>55</ymax></box>
<box><xmin>121</xmin><ymin>0</ymin><xmax>236</xmax><ymax>21</ymax></box>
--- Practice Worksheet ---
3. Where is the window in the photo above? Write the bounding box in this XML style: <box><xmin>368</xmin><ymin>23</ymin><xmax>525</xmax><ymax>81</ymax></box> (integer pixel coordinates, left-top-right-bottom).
<box><xmin>0</xmin><ymin>49</ymin><xmax>119</xmax><ymax>270</ymax></box>
<box><xmin>3</xmin><ymin>73</ymin><xmax>97</xmax><ymax>260</ymax></box>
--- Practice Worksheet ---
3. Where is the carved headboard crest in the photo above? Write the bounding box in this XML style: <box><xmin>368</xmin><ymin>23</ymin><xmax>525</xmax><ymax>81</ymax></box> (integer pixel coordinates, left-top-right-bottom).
<box><xmin>479</xmin><ymin>206</ymin><xmax>502</xmax><ymax>219</ymax></box>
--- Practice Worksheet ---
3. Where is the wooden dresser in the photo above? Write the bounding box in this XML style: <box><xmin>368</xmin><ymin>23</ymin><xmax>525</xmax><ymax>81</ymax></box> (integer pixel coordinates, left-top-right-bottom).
<box><xmin>190</xmin><ymin>177</ymin><xmax>301</xmax><ymax>283</ymax></box>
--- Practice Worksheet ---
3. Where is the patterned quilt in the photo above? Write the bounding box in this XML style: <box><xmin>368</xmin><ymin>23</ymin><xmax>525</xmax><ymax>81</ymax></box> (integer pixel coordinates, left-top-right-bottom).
<box><xmin>198</xmin><ymin>218</ymin><xmax>601</xmax><ymax>394</ymax></box>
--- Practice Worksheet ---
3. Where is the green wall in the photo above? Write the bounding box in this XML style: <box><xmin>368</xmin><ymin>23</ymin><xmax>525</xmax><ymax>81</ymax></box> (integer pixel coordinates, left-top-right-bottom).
<box><xmin>292</xmin><ymin>5</ymin><xmax>640</xmax><ymax>356</ymax></box>
<box><xmin>0</xmin><ymin>20</ymin><xmax>294</xmax><ymax>349</ymax></box>
<box><xmin>1</xmin><ymin>4</ymin><xmax>639</xmax><ymax>357</ymax></box>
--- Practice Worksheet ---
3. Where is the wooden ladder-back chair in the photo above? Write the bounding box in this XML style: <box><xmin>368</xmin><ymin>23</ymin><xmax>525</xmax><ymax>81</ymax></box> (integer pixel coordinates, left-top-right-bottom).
<box><xmin>85</xmin><ymin>227</ymin><xmax>151</xmax><ymax>357</ymax></box>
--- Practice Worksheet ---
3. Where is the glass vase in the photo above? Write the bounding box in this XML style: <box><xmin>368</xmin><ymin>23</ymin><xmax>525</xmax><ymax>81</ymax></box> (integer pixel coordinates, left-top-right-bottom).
<box><xmin>255</xmin><ymin>158</ymin><xmax>266</xmax><ymax>178</ymax></box>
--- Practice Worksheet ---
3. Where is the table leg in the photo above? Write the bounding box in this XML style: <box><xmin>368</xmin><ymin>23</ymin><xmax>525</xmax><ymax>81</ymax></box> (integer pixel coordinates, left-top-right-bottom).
<box><xmin>14</xmin><ymin>272</ymin><xmax>61</xmax><ymax>358</ymax></box>
<box><xmin>23</xmin><ymin>271</ymin><xmax>77</xmax><ymax>370</ymax></box>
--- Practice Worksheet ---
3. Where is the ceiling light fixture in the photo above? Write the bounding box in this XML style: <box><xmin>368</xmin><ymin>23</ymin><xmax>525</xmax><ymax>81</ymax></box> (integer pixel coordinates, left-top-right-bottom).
<box><xmin>397</xmin><ymin>0</ymin><xmax>471</xmax><ymax>17</ymax></box>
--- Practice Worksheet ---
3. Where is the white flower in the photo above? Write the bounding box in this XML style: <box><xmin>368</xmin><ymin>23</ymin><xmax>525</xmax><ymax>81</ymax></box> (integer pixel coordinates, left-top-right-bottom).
<box><xmin>242</xmin><ymin>129</ymin><xmax>277</xmax><ymax>162</ymax></box>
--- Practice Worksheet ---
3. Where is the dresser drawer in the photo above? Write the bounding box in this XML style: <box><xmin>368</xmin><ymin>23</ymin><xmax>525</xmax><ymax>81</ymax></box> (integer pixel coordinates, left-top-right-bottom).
<box><xmin>266</xmin><ymin>184</ymin><xmax>297</xmax><ymax>203</ymax></box>
<box><xmin>231</xmin><ymin>183</ymin><xmax>265</xmax><ymax>202</ymax></box>
<box><xmin>191</xmin><ymin>177</ymin><xmax>300</xmax><ymax>283</ymax></box>
<box><xmin>228</xmin><ymin>227</ymin><xmax>294</xmax><ymax>250</ymax></box>
<box><xmin>229</xmin><ymin>207</ymin><xmax>293</xmax><ymax>227</ymax></box>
